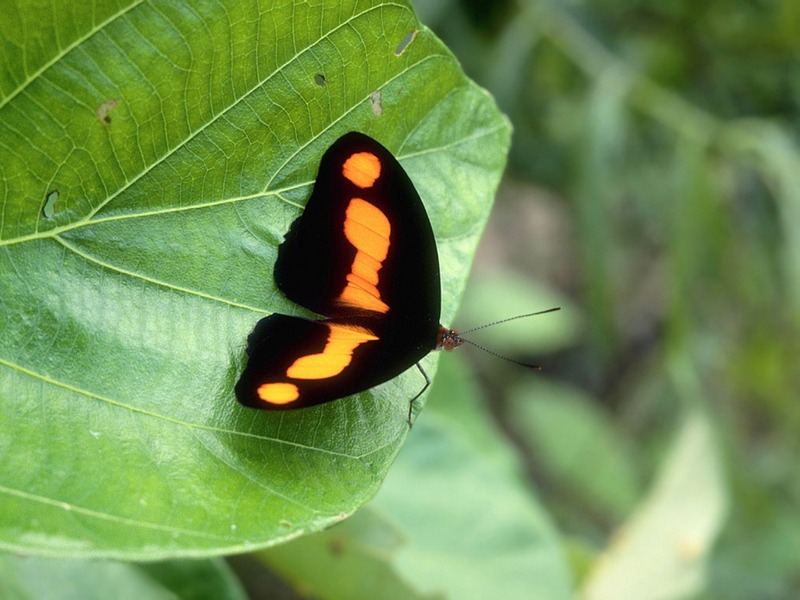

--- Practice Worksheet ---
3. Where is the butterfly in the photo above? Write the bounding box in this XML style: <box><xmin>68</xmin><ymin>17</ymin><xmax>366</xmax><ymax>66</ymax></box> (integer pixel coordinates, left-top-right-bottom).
<box><xmin>234</xmin><ymin>132</ymin><xmax>462</xmax><ymax>413</ymax></box>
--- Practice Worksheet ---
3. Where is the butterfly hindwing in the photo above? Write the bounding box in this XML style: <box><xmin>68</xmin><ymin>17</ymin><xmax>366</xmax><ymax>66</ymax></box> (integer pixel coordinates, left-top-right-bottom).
<box><xmin>235</xmin><ymin>132</ymin><xmax>443</xmax><ymax>410</ymax></box>
<box><xmin>236</xmin><ymin>313</ymin><xmax>438</xmax><ymax>409</ymax></box>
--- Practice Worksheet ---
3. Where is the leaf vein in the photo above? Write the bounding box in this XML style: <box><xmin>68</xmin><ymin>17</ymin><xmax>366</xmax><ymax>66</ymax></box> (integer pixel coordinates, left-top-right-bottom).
<box><xmin>52</xmin><ymin>235</ymin><xmax>264</xmax><ymax>312</ymax></box>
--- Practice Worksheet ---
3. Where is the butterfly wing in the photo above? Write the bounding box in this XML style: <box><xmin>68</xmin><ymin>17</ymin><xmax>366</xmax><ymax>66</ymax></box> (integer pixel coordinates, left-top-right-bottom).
<box><xmin>275</xmin><ymin>132</ymin><xmax>441</xmax><ymax>326</ymax></box>
<box><xmin>235</xmin><ymin>314</ymin><xmax>431</xmax><ymax>409</ymax></box>
<box><xmin>235</xmin><ymin>132</ymin><xmax>442</xmax><ymax>410</ymax></box>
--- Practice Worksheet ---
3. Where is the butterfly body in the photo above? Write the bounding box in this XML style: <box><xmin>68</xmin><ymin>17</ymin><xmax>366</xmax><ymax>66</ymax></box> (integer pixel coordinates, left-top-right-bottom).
<box><xmin>235</xmin><ymin>132</ymin><xmax>446</xmax><ymax>410</ymax></box>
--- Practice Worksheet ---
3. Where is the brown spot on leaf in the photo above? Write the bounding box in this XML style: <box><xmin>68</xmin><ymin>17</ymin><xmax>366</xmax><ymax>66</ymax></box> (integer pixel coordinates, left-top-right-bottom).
<box><xmin>370</xmin><ymin>90</ymin><xmax>383</xmax><ymax>116</ymax></box>
<box><xmin>96</xmin><ymin>98</ymin><xmax>118</xmax><ymax>125</ymax></box>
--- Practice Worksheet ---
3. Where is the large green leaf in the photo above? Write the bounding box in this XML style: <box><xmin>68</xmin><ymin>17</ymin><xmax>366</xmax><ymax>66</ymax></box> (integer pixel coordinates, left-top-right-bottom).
<box><xmin>0</xmin><ymin>1</ymin><xmax>510</xmax><ymax>558</ymax></box>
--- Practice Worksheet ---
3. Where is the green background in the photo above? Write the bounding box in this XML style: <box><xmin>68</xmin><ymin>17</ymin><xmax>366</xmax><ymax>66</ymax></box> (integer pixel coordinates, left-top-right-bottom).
<box><xmin>1</xmin><ymin>0</ymin><xmax>797</xmax><ymax>598</ymax></box>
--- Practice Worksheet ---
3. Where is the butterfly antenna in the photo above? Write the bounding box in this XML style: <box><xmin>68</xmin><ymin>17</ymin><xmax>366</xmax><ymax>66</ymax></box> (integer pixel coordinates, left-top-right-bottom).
<box><xmin>453</xmin><ymin>306</ymin><xmax>561</xmax><ymax>369</ymax></box>
<box><xmin>456</xmin><ymin>336</ymin><xmax>544</xmax><ymax>369</ymax></box>
<box><xmin>459</xmin><ymin>307</ymin><xmax>561</xmax><ymax>335</ymax></box>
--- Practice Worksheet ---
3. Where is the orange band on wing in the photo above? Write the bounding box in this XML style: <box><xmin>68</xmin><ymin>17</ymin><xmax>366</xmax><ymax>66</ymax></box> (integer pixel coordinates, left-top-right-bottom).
<box><xmin>342</xmin><ymin>151</ymin><xmax>381</xmax><ymax>189</ymax></box>
<box><xmin>287</xmin><ymin>324</ymin><xmax>378</xmax><ymax>379</ymax></box>
<box><xmin>339</xmin><ymin>198</ymin><xmax>391</xmax><ymax>313</ymax></box>
<box><xmin>257</xmin><ymin>382</ymin><xmax>300</xmax><ymax>405</ymax></box>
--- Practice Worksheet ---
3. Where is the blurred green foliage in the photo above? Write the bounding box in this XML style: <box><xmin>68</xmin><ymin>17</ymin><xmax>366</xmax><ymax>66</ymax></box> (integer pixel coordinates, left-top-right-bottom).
<box><xmin>419</xmin><ymin>0</ymin><xmax>800</xmax><ymax>598</ymax></box>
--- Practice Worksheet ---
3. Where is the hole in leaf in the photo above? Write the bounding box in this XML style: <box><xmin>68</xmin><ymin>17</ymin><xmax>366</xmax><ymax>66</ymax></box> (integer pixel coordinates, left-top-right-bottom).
<box><xmin>96</xmin><ymin>98</ymin><xmax>118</xmax><ymax>125</ymax></box>
<box><xmin>370</xmin><ymin>90</ymin><xmax>383</xmax><ymax>116</ymax></box>
<box><xmin>42</xmin><ymin>190</ymin><xmax>59</xmax><ymax>219</ymax></box>
<box><xmin>314</xmin><ymin>73</ymin><xmax>327</xmax><ymax>87</ymax></box>
<box><xmin>394</xmin><ymin>30</ymin><xmax>417</xmax><ymax>56</ymax></box>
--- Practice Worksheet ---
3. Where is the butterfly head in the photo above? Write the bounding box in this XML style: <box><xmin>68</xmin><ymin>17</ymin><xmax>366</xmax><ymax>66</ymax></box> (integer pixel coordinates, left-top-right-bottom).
<box><xmin>436</xmin><ymin>326</ymin><xmax>464</xmax><ymax>352</ymax></box>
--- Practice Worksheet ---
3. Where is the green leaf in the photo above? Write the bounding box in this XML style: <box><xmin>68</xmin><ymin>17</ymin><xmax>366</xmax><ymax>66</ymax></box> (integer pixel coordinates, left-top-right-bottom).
<box><xmin>260</xmin><ymin>356</ymin><xmax>574</xmax><ymax>600</ymax></box>
<box><xmin>0</xmin><ymin>554</ymin><xmax>246</xmax><ymax>600</ymax></box>
<box><xmin>257</xmin><ymin>510</ymin><xmax>427</xmax><ymax>600</ymax></box>
<box><xmin>582</xmin><ymin>411</ymin><xmax>729</xmax><ymax>600</ymax></box>
<box><xmin>507</xmin><ymin>379</ymin><xmax>641</xmax><ymax>520</ymax></box>
<box><xmin>0</xmin><ymin>1</ymin><xmax>510</xmax><ymax>558</ymax></box>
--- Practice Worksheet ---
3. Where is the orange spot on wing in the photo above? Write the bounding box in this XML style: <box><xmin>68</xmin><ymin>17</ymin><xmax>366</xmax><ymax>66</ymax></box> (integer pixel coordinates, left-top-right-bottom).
<box><xmin>344</xmin><ymin>198</ymin><xmax>390</xmax><ymax>253</ymax></box>
<box><xmin>287</xmin><ymin>325</ymin><xmax>378</xmax><ymax>379</ymax></box>
<box><xmin>257</xmin><ymin>382</ymin><xmax>300</xmax><ymax>404</ymax></box>
<box><xmin>339</xmin><ymin>198</ymin><xmax>391</xmax><ymax>313</ymax></box>
<box><xmin>342</xmin><ymin>152</ymin><xmax>381</xmax><ymax>189</ymax></box>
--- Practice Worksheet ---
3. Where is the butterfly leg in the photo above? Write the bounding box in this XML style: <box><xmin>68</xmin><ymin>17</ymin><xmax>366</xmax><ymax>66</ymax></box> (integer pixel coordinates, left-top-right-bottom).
<box><xmin>406</xmin><ymin>363</ymin><xmax>430</xmax><ymax>427</ymax></box>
